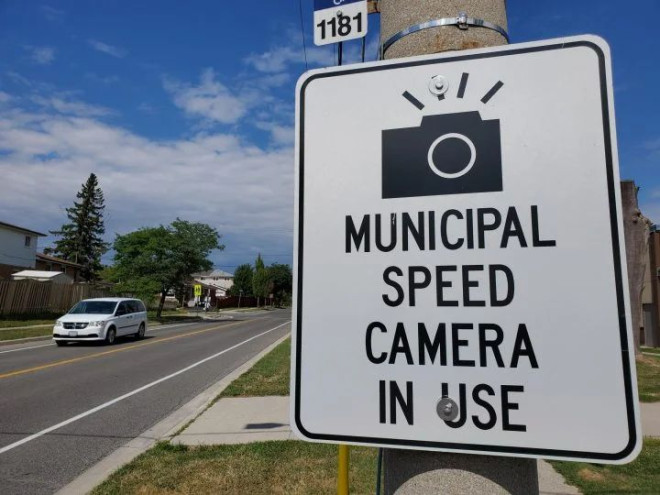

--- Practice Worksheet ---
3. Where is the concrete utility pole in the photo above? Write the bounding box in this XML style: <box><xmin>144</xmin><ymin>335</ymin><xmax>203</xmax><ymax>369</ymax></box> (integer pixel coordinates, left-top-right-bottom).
<box><xmin>378</xmin><ymin>1</ymin><xmax>539</xmax><ymax>494</ymax></box>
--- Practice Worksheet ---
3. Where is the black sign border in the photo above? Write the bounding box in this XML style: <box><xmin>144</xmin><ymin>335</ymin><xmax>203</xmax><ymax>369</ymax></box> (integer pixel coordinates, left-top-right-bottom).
<box><xmin>295</xmin><ymin>38</ymin><xmax>638</xmax><ymax>461</ymax></box>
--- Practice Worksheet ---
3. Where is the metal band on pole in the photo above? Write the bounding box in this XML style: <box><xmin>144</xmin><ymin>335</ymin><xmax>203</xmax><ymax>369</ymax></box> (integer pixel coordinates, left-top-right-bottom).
<box><xmin>380</xmin><ymin>12</ymin><xmax>509</xmax><ymax>57</ymax></box>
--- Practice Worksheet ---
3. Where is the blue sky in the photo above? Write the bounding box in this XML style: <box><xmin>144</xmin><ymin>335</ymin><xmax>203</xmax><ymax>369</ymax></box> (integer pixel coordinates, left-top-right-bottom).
<box><xmin>0</xmin><ymin>0</ymin><xmax>658</xmax><ymax>272</ymax></box>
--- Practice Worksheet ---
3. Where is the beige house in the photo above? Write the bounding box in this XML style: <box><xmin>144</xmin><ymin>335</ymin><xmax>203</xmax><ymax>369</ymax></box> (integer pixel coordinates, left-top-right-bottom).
<box><xmin>192</xmin><ymin>269</ymin><xmax>234</xmax><ymax>297</ymax></box>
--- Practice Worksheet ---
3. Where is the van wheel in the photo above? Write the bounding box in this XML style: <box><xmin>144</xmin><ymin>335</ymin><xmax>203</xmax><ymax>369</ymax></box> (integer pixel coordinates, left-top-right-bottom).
<box><xmin>55</xmin><ymin>341</ymin><xmax>67</xmax><ymax>347</ymax></box>
<box><xmin>105</xmin><ymin>327</ymin><xmax>117</xmax><ymax>345</ymax></box>
<box><xmin>135</xmin><ymin>323</ymin><xmax>146</xmax><ymax>340</ymax></box>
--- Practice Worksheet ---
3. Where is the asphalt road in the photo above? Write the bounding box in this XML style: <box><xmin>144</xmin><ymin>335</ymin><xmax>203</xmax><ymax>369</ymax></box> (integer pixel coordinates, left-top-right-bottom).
<box><xmin>0</xmin><ymin>309</ymin><xmax>291</xmax><ymax>494</ymax></box>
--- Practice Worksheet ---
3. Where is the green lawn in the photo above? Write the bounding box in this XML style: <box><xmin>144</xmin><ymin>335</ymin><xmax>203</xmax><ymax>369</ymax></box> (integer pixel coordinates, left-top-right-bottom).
<box><xmin>146</xmin><ymin>310</ymin><xmax>201</xmax><ymax>324</ymax></box>
<box><xmin>219</xmin><ymin>338</ymin><xmax>290</xmax><ymax>398</ymax></box>
<box><xmin>638</xmin><ymin>354</ymin><xmax>660</xmax><ymax>402</ymax></box>
<box><xmin>91</xmin><ymin>441</ymin><xmax>378</xmax><ymax>495</ymax></box>
<box><xmin>88</xmin><ymin>337</ymin><xmax>660</xmax><ymax>494</ymax></box>
<box><xmin>551</xmin><ymin>438</ymin><xmax>660</xmax><ymax>494</ymax></box>
<box><xmin>0</xmin><ymin>318</ymin><xmax>58</xmax><ymax>328</ymax></box>
<box><xmin>0</xmin><ymin>326</ymin><xmax>53</xmax><ymax>342</ymax></box>
<box><xmin>0</xmin><ymin>310</ymin><xmax>198</xmax><ymax>342</ymax></box>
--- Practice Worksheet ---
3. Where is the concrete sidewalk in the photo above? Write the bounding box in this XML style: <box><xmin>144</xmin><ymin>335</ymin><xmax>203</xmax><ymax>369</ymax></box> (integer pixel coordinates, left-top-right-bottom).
<box><xmin>642</xmin><ymin>401</ymin><xmax>660</xmax><ymax>437</ymax></box>
<box><xmin>173</xmin><ymin>396</ymin><xmax>605</xmax><ymax>495</ymax></box>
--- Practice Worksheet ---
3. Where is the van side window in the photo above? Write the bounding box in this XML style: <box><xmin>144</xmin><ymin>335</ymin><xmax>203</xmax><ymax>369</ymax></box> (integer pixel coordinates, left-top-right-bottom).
<box><xmin>137</xmin><ymin>301</ymin><xmax>146</xmax><ymax>313</ymax></box>
<box><xmin>127</xmin><ymin>301</ymin><xmax>140</xmax><ymax>313</ymax></box>
<box><xmin>116</xmin><ymin>302</ymin><xmax>129</xmax><ymax>315</ymax></box>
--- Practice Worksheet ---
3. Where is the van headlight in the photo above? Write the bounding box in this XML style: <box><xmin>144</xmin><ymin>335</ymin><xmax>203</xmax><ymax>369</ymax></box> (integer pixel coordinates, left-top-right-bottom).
<box><xmin>88</xmin><ymin>321</ymin><xmax>105</xmax><ymax>327</ymax></box>
<box><xmin>55</xmin><ymin>320</ymin><xmax>63</xmax><ymax>327</ymax></box>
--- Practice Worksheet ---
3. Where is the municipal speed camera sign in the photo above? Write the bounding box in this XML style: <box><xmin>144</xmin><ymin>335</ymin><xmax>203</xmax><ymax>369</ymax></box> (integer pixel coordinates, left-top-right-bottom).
<box><xmin>292</xmin><ymin>36</ymin><xmax>641</xmax><ymax>463</ymax></box>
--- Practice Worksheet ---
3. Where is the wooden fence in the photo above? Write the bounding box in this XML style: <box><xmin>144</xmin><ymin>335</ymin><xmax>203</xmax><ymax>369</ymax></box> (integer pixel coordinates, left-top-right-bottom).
<box><xmin>0</xmin><ymin>280</ymin><xmax>113</xmax><ymax>316</ymax></box>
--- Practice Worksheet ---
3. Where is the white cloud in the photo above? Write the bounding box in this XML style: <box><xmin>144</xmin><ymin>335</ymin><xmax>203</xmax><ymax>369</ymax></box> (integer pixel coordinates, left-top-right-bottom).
<box><xmin>244</xmin><ymin>31</ymin><xmax>335</xmax><ymax>73</ymax></box>
<box><xmin>164</xmin><ymin>68</ymin><xmax>246</xmax><ymax>124</ymax></box>
<box><xmin>0</xmin><ymin>91</ymin><xmax>11</xmax><ymax>103</ymax></box>
<box><xmin>41</xmin><ymin>5</ymin><xmax>65</xmax><ymax>22</ymax></box>
<box><xmin>31</xmin><ymin>95</ymin><xmax>113</xmax><ymax>117</ymax></box>
<box><xmin>137</xmin><ymin>102</ymin><xmax>157</xmax><ymax>114</ymax></box>
<box><xmin>26</xmin><ymin>46</ymin><xmax>56</xmax><ymax>65</ymax></box>
<box><xmin>255</xmin><ymin>121</ymin><xmax>294</xmax><ymax>146</ymax></box>
<box><xmin>644</xmin><ymin>138</ymin><xmax>660</xmax><ymax>154</ymax></box>
<box><xmin>0</xmin><ymin>98</ymin><xmax>294</xmax><ymax>268</ymax></box>
<box><xmin>85</xmin><ymin>73</ymin><xmax>120</xmax><ymax>85</ymax></box>
<box><xmin>641</xmin><ymin>200</ymin><xmax>660</xmax><ymax>225</ymax></box>
<box><xmin>88</xmin><ymin>40</ymin><xmax>126</xmax><ymax>58</ymax></box>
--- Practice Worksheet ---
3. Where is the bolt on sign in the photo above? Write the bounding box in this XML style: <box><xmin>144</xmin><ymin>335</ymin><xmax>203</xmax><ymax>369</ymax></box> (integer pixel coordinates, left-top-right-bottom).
<box><xmin>291</xmin><ymin>36</ymin><xmax>641</xmax><ymax>463</ymax></box>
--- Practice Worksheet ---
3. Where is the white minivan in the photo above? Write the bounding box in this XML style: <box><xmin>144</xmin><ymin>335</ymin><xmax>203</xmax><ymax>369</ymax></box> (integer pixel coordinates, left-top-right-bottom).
<box><xmin>53</xmin><ymin>297</ymin><xmax>148</xmax><ymax>346</ymax></box>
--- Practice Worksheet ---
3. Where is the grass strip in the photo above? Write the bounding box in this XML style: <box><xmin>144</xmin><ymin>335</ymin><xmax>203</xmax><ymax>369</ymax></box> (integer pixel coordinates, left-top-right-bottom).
<box><xmin>91</xmin><ymin>441</ymin><xmax>378</xmax><ymax>495</ymax></box>
<box><xmin>637</xmin><ymin>354</ymin><xmax>660</xmax><ymax>402</ymax></box>
<box><xmin>0</xmin><ymin>319</ymin><xmax>55</xmax><ymax>329</ymax></box>
<box><xmin>551</xmin><ymin>438</ymin><xmax>660</xmax><ymax>494</ymax></box>
<box><xmin>219</xmin><ymin>338</ymin><xmax>291</xmax><ymax>398</ymax></box>
<box><xmin>0</xmin><ymin>327</ymin><xmax>52</xmax><ymax>341</ymax></box>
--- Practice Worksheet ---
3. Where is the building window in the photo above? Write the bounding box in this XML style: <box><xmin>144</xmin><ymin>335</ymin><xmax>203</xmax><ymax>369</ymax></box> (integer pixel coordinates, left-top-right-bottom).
<box><xmin>24</xmin><ymin>236</ymin><xmax>31</xmax><ymax>247</ymax></box>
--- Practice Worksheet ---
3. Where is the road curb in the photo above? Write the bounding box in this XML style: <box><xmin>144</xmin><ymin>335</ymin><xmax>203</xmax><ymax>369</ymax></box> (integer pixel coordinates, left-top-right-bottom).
<box><xmin>55</xmin><ymin>330</ymin><xmax>291</xmax><ymax>495</ymax></box>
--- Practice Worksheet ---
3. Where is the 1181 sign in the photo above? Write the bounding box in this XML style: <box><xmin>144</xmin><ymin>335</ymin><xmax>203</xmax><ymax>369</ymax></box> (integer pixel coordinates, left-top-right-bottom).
<box><xmin>313</xmin><ymin>0</ymin><xmax>368</xmax><ymax>46</ymax></box>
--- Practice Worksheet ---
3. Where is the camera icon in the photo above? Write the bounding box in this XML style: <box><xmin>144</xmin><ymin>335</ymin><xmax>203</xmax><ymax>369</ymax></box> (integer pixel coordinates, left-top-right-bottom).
<box><xmin>382</xmin><ymin>111</ymin><xmax>503</xmax><ymax>198</ymax></box>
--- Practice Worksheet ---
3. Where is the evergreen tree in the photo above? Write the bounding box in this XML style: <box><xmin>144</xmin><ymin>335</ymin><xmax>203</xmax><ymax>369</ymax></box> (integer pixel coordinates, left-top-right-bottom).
<box><xmin>252</xmin><ymin>253</ymin><xmax>271</xmax><ymax>307</ymax></box>
<box><xmin>46</xmin><ymin>173</ymin><xmax>109</xmax><ymax>281</ymax></box>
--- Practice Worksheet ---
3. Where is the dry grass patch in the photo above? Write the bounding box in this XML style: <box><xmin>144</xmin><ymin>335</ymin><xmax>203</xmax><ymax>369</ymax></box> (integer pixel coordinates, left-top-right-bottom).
<box><xmin>577</xmin><ymin>467</ymin><xmax>605</xmax><ymax>482</ymax></box>
<box><xmin>552</xmin><ymin>438</ymin><xmax>660</xmax><ymax>494</ymax></box>
<box><xmin>92</xmin><ymin>441</ymin><xmax>378</xmax><ymax>495</ymax></box>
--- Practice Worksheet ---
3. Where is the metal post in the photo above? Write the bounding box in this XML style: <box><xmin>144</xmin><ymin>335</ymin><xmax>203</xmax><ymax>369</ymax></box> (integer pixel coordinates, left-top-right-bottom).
<box><xmin>378</xmin><ymin>1</ymin><xmax>539</xmax><ymax>493</ymax></box>
<box><xmin>337</xmin><ymin>444</ymin><xmax>349</xmax><ymax>495</ymax></box>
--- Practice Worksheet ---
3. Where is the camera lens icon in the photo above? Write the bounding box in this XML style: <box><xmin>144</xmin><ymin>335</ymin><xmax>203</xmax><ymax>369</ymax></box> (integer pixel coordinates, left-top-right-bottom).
<box><xmin>426</xmin><ymin>133</ymin><xmax>477</xmax><ymax>179</ymax></box>
<box><xmin>382</xmin><ymin>111</ymin><xmax>502</xmax><ymax>198</ymax></box>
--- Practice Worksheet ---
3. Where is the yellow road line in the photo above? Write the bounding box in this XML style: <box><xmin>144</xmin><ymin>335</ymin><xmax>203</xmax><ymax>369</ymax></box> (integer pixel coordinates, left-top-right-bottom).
<box><xmin>0</xmin><ymin>320</ymin><xmax>246</xmax><ymax>380</ymax></box>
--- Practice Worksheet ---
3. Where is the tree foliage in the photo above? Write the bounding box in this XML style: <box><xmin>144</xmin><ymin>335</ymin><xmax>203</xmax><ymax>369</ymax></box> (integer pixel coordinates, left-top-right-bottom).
<box><xmin>268</xmin><ymin>263</ymin><xmax>292</xmax><ymax>306</ymax></box>
<box><xmin>228</xmin><ymin>264</ymin><xmax>254</xmax><ymax>296</ymax></box>
<box><xmin>252</xmin><ymin>254</ymin><xmax>270</xmax><ymax>305</ymax></box>
<box><xmin>112</xmin><ymin>219</ymin><xmax>223</xmax><ymax>316</ymax></box>
<box><xmin>46</xmin><ymin>173</ymin><xmax>109</xmax><ymax>281</ymax></box>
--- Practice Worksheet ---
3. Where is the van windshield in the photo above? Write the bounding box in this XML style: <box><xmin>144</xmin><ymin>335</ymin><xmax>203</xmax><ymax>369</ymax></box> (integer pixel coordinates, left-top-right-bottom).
<box><xmin>69</xmin><ymin>301</ymin><xmax>117</xmax><ymax>315</ymax></box>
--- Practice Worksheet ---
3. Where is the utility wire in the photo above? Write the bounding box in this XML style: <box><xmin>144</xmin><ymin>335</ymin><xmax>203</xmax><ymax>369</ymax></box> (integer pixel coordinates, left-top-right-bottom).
<box><xmin>298</xmin><ymin>0</ymin><xmax>309</xmax><ymax>71</ymax></box>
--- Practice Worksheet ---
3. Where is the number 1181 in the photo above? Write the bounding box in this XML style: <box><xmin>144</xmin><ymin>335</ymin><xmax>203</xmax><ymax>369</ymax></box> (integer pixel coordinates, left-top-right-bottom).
<box><xmin>316</xmin><ymin>12</ymin><xmax>363</xmax><ymax>40</ymax></box>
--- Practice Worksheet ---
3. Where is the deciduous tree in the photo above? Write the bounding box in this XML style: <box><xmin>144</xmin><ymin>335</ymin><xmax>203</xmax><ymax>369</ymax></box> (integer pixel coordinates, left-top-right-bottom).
<box><xmin>268</xmin><ymin>263</ymin><xmax>292</xmax><ymax>306</ymax></box>
<box><xmin>228</xmin><ymin>264</ymin><xmax>254</xmax><ymax>297</ymax></box>
<box><xmin>112</xmin><ymin>219</ymin><xmax>223</xmax><ymax>317</ymax></box>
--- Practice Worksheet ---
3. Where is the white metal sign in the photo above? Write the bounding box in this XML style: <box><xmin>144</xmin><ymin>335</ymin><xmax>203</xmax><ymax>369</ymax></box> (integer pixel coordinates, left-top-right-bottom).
<box><xmin>292</xmin><ymin>36</ymin><xmax>641</xmax><ymax>463</ymax></box>
<box><xmin>313</xmin><ymin>0</ymin><xmax>367</xmax><ymax>46</ymax></box>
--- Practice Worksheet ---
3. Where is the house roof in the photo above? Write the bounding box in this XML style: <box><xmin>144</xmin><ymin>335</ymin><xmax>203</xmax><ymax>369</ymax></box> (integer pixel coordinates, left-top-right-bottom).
<box><xmin>36</xmin><ymin>252</ymin><xmax>83</xmax><ymax>268</ymax></box>
<box><xmin>193</xmin><ymin>279</ymin><xmax>232</xmax><ymax>291</ymax></box>
<box><xmin>193</xmin><ymin>269</ymin><xmax>234</xmax><ymax>278</ymax></box>
<box><xmin>12</xmin><ymin>270</ymin><xmax>67</xmax><ymax>279</ymax></box>
<box><xmin>0</xmin><ymin>221</ymin><xmax>46</xmax><ymax>237</ymax></box>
